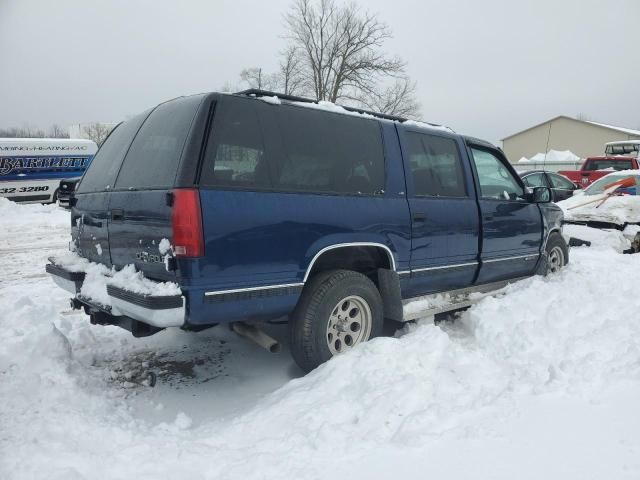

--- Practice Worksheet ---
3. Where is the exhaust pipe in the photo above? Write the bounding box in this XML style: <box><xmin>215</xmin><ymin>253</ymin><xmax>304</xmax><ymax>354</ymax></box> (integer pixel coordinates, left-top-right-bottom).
<box><xmin>231</xmin><ymin>322</ymin><xmax>282</xmax><ymax>353</ymax></box>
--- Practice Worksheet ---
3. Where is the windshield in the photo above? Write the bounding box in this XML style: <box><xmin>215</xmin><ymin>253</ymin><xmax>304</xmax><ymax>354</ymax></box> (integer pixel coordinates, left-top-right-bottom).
<box><xmin>605</xmin><ymin>144</ymin><xmax>640</xmax><ymax>156</ymax></box>
<box><xmin>584</xmin><ymin>174</ymin><xmax>639</xmax><ymax>195</ymax></box>
<box><xmin>584</xmin><ymin>159</ymin><xmax>633</xmax><ymax>171</ymax></box>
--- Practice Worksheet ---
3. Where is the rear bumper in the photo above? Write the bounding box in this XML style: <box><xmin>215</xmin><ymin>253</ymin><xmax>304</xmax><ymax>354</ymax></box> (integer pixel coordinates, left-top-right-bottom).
<box><xmin>46</xmin><ymin>262</ymin><xmax>185</xmax><ymax>328</ymax></box>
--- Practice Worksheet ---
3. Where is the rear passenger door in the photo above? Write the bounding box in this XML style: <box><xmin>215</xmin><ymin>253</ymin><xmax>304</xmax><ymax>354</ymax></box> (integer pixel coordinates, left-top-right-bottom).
<box><xmin>108</xmin><ymin>95</ymin><xmax>204</xmax><ymax>282</ymax></box>
<box><xmin>468</xmin><ymin>145</ymin><xmax>543</xmax><ymax>283</ymax></box>
<box><xmin>400</xmin><ymin>130</ymin><xmax>480</xmax><ymax>296</ymax></box>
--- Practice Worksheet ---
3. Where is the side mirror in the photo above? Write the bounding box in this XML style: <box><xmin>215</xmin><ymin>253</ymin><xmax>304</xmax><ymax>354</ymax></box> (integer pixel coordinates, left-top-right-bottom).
<box><xmin>531</xmin><ymin>186</ymin><xmax>551</xmax><ymax>203</ymax></box>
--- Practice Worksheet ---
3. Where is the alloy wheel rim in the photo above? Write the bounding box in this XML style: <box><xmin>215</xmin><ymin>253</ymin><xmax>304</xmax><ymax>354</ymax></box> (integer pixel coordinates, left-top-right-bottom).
<box><xmin>326</xmin><ymin>295</ymin><xmax>372</xmax><ymax>355</ymax></box>
<box><xmin>548</xmin><ymin>246</ymin><xmax>565</xmax><ymax>273</ymax></box>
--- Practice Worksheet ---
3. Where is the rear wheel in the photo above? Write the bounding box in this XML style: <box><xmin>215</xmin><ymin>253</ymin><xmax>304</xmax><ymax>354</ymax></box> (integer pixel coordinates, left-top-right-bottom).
<box><xmin>290</xmin><ymin>269</ymin><xmax>383</xmax><ymax>372</ymax></box>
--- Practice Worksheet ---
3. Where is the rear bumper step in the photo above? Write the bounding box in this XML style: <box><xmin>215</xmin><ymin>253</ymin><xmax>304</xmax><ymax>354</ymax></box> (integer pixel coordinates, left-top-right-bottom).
<box><xmin>46</xmin><ymin>262</ymin><xmax>185</xmax><ymax>328</ymax></box>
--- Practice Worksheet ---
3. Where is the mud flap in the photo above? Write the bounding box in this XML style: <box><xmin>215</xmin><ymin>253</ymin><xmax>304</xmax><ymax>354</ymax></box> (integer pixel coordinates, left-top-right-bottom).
<box><xmin>377</xmin><ymin>268</ymin><xmax>403</xmax><ymax>322</ymax></box>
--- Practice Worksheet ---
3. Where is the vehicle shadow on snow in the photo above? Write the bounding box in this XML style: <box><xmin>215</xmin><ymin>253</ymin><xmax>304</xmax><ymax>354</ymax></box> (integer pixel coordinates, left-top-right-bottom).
<box><xmin>94</xmin><ymin>322</ymin><xmax>306</xmax><ymax>423</ymax></box>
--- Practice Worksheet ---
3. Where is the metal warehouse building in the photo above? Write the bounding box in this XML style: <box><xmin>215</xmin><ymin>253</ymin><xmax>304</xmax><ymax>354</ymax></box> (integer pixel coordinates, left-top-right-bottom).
<box><xmin>502</xmin><ymin>115</ymin><xmax>640</xmax><ymax>163</ymax></box>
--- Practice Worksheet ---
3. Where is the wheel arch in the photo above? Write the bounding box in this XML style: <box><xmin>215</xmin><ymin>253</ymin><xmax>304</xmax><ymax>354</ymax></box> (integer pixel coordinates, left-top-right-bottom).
<box><xmin>303</xmin><ymin>242</ymin><xmax>396</xmax><ymax>283</ymax></box>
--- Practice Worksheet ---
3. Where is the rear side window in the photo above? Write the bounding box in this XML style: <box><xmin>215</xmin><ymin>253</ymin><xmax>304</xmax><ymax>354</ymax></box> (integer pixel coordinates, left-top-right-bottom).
<box><xmin>200</xmin><ymin>98</ymin><xmax>385</xmax><ymax>195</ymax></box>
<box><xmin>76</xmin><ymin>112</ymin><xmax>148</xmax><ymax>193</ymax></box>
<box><xmin>274</xmin><ymin>106</ymin><xmax>384</xmax><ymax>194</ymax></box>
<box><xmin>548</xmin><ymin>173</ymin><xmax>575</xmax><ymax>189</ymax></box>
<box><xmin>114</xmin><ymin>96</ymin><xmax>201</xmax><ymax>190</ymax></box>
<box><xmin>199</xmin><ymin>98</ymin><xmax>269</xmax><ymax>189</ymax></box>
<box><xmin>404</xmin><ymin>132</ymin><xmax>467</xmax><ymax>197</ymax></box>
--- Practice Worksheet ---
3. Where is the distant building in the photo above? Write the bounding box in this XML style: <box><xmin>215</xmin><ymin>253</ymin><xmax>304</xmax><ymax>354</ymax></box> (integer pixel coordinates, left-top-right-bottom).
<box><xmin>501</xmin><ymin>116</ymin><xmax>640</xmax><ymax>163</ymax></box>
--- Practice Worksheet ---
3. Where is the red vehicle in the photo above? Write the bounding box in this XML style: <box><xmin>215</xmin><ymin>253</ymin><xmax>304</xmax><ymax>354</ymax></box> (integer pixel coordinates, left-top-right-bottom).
<box><xmin>559</xmin><ymin>156</ymin><xmax>640</xmax><ymax>188</ymax></box>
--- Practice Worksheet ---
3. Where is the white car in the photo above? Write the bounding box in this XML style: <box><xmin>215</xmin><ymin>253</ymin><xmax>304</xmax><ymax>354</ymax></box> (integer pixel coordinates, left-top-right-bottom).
<box><xmin>557</xmin><ymin>171</ymin><xmax>640</xmax><ymax>252</ymax></box>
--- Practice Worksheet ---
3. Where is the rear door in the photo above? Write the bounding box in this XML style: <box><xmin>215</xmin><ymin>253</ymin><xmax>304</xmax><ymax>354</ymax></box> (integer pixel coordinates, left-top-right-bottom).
<box><xmin>399</xmin><ymin>129</ymin><xmax>480</xmax><ymax>296</ymax></box>
<box><xmin>72</xmin><ymin>113</ymin><xmax>149</xmax><ymax>266</ymax></box>
<box><xmin>468</xmin><ymin>145</ymin><xmax>543</xmax><ymax>284</ymax></box>
<box><xmin>107</xmin><ymin>95</ymin><xmax>205</xmax><ymax>282</ymax></box>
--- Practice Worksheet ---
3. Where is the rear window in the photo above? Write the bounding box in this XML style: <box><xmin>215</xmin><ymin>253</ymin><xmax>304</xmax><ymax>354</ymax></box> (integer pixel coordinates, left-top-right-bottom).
<box><xmin>114</xmin><ymin>96</ymin><xmax>202</xmax><ymax>190</ymax></box>
<box><xmin>76</xmin><ymin>112</ymin><xmax>149</xmax><ymax>193</ymax></box>
<box><xmin>584</xmin><ymin>159</ymin><xmax>633</xmax><ymax>171</ymax></box>
<box><xmin>200</xmin><ymin>97</ymin><xmax>385</xmax><ymax>195</ymax></box>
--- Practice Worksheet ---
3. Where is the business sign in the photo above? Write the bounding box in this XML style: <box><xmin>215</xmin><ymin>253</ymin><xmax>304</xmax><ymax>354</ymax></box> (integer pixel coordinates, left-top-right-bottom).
<box><xmin>0</xmin><ymin>156</ymin><xmax>91</xmax><ymax>176</ymax></box>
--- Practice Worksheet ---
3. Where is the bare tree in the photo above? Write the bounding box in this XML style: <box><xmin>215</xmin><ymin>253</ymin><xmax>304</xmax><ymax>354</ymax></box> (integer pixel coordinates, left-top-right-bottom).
<box><xmin>357</xmin><ymin>77</ymin><xmax>420</xmax><ymax>117</ymax></box>
<box><xmin>285</xmin><ymin>0</ymin><xmax>408</xmax><ymax>103</ymax></box>
<box><xmin>236</xmin><ymin>0</ymin><xmax>419</xmax><ymax>117</ymax></box>
<box><xmin>82</xmin><ymin>122</ymin><xmax>113</xmax><ymax>146</ymax></box>
<box><xmin>240</xmin><ymin>67</ymin><xmax>280</xmax><ymax>91</ymax></box>
<box><xmin>48</xmin><ymin>124</ymin><xmax>69</xmax><ymax>138</ymax></box>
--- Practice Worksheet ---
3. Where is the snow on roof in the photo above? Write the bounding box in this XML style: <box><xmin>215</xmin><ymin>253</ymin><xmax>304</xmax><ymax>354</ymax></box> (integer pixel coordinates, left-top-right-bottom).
<box><xmin>586</xmin><ymin>121</ymin><xmax>640</xmax><ymax>137</ymax></box>
<box><xmin>605</xmin><ymin>140</ymin><xmax>640</xmax><ymax>146</ymax></box>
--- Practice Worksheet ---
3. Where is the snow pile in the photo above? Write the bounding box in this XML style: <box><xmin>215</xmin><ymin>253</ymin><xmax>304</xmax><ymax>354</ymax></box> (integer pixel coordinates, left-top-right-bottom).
<box><xmin>558</xmin><ymin>192</ymin><xmax>640</xmax><ymax>225</ymax></box>
<box><xmin>0</xmin><ymin>196</ymin><xmax>68</xmax><ymax>228</ymax></box>
<box><xmin>2</xmin><ymin>198</ymin><xmax>640</xmax><ymax>479</ymax></box>
<box><xmin>518</xmin><ymin>149</ymin><xmax>581</xmax><ymax>164</ymax></box>
<box><xmin>108</xmin><ymin>264</ymin><xmax>181</xmax><ymax>296</ymax></box>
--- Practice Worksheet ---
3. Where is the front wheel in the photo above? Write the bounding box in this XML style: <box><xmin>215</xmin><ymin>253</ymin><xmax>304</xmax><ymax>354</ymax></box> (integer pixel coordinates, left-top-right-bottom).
<box><xmin>539</xmin><ymin>232</ymin><xmax>569</xmax><ymax>275</ymax></box>
<box><xmin>289</xmin><ymin>270</ymin><xmax>383</xmax><ymax>372</ymax></box>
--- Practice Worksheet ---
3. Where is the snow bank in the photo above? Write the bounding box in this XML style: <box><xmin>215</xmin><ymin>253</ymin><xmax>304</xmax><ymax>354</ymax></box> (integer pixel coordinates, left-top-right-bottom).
<box><xmin>518</xmin><ymin>149</ymin><xmax>580</xmax><ymax>164</ymax></box>
<box><xmin>0</xmin><ymin>196</ymin><xmax>68</xmax><ymax>228</ymax></box>
<box><xmin>3</xmin><ymin>197</ymin><xmax>640</xmax><ymax>479</ymax></box>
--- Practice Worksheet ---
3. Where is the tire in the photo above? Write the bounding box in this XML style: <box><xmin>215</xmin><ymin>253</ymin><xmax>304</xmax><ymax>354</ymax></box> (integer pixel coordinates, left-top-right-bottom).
<box><xmin>290</xmin><ymin>269</ymin><xmax>384</xmax><ymax>372</ymax></box>
<box><xmin>537</xmin><ymin>232</ymin><xmax>569</xmax><ymax>275</ymax></box>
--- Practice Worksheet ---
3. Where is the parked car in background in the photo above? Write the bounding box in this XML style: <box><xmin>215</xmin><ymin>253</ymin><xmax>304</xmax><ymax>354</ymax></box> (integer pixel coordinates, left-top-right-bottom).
<box><xmin>0</xmin><ymin>138</ymin><xmax>97</xmax><ymax>204</ymax></box>
<box><xmin>559</xmin><ymin>156</ymin><xmax>640</xmax><ymax>188</ymax></box>
<box><xmin>520</xmin><ymin>170</ymin><xmax>579</xmax><ymax>202</ymax></box>
<box><xmin>57</xmin><ymin>178</ymin><xmax>80</xmax><ymax>209</ymax></box>
<box><xmin>605</xmin><ymin>140</ymin><xmax>640</xmax><ymax>157</ymax></box>
<box><xmin>46</xmin><ymin>89</ymin><xmax>568</xmax><ymax>372</ymax></box>
<box><xmin>558</xmin><ymin>171</ymin><xmax>640</xmax><ymax>253</ymax></box>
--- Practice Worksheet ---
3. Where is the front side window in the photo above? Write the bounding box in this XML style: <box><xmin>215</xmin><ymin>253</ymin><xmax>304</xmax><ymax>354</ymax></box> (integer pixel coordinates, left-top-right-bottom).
<box><xmin>470</xmin><ymin>147</ymin><xmax>524</xmax><ymax>200</ymax></box>
<box><xmin>522</xmin><ymin>172</ymin><xmax>547</xmax><ymax>188</ymax></box>
<box><xmin>404</xmin><ymin>132</ymin><xmax>466</xmax><ymax>197</ymax></box>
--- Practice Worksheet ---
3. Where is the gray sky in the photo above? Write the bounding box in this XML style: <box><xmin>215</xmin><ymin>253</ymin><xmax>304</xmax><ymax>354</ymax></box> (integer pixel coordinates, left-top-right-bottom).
<box><xmin>1</xmin><ymin>0</ymin><xmax>638</xmax><ymax>144</ymax></box>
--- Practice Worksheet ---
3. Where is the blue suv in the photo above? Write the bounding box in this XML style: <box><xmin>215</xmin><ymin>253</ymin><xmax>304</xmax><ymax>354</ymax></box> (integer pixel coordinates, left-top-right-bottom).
<box><xmin>47</xmin><ymin>89</ymin><xmax>567</xmax><ymax>372</ymax></box>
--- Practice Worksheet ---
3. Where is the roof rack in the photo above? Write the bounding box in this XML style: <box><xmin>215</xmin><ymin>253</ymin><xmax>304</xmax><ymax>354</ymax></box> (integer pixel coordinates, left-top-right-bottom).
<box><xmin>235</xmin><ymin>88</ymin><xmax>408</xmax><ymax>123</ymax></box>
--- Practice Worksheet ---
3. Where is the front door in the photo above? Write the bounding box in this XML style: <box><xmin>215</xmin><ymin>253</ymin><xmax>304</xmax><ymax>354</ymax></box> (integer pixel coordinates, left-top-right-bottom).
<box><xmin>400</xmin><ymin>130</ymin><xmax>480</xmax><ymax>297</ymax></box>
<box><xmin>468</xmin><ymin>145</ymin><xmax>543</xmax><ymax>284</ymax></box>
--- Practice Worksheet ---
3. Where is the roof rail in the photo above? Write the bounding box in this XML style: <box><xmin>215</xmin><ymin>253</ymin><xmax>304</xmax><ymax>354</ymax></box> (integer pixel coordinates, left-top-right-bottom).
<box><xmin>235</xmin><ymin>88</ymin><xmax>408</xmax><ymax>123</ymax></box>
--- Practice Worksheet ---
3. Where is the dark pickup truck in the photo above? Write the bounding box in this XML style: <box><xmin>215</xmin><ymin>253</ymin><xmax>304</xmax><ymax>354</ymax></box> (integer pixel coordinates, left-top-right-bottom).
<box><xmin>47</xmin><ymin>89</ymin><xmax>567</xmax><ymax>372</ymax></box>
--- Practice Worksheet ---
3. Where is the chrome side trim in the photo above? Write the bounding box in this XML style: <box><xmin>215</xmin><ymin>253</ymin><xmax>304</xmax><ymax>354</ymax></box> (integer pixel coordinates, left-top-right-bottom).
<box><xmin>397</xmin><ymin>270</ymin><xmax>411</xmax><ymax>275</ymax></box>
<box><xmin>482</xmin><ymin>254</ymin><xmax>539</xmax><ymax>264</ymax></box>
<box><xmin>205</xmin><ymin>282</ymin><xmax>305</xmax><ymax>297</ymax></box>
<box><xmin>303</xmin><ymin>242</ymin><xmax>396</xmax><ymax>282</ymax></box>
<box><xmin>411</xmin><ymin>261</ymin><xmax>478</xmax><ymax>273</ymax></box>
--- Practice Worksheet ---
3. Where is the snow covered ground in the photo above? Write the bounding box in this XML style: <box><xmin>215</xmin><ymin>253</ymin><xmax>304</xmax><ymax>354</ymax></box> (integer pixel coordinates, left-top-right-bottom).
<box><xmin>1</xmin><ymin>199</ymin><xmax>640</xmax><ymax>479</ymax></box>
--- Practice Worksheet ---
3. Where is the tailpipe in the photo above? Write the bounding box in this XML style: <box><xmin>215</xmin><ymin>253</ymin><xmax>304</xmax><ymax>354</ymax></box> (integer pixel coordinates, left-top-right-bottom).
<box><xmin>231</xmin><ymin>322</ymin><xmax>281</xmax><ymax>353</ymax></box>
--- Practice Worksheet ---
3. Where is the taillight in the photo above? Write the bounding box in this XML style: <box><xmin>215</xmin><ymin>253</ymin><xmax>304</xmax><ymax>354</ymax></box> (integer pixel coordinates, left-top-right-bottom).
<box><xmin>172</xmin><ymin>188</ymin><xmax>204</xmax><ymax>257</ymax></box>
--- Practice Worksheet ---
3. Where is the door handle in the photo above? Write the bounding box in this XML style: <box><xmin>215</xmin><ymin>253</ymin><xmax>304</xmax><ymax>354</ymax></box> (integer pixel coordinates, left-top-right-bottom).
<box><xmin>111</xmin><ymin>209</ymin><xmax>124</xmax><ymax>221</ymax></box>
<box><xmin>412</xmin><ymin>213</ymin><xmax>426</xmax><ymax>222</ymax></box>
